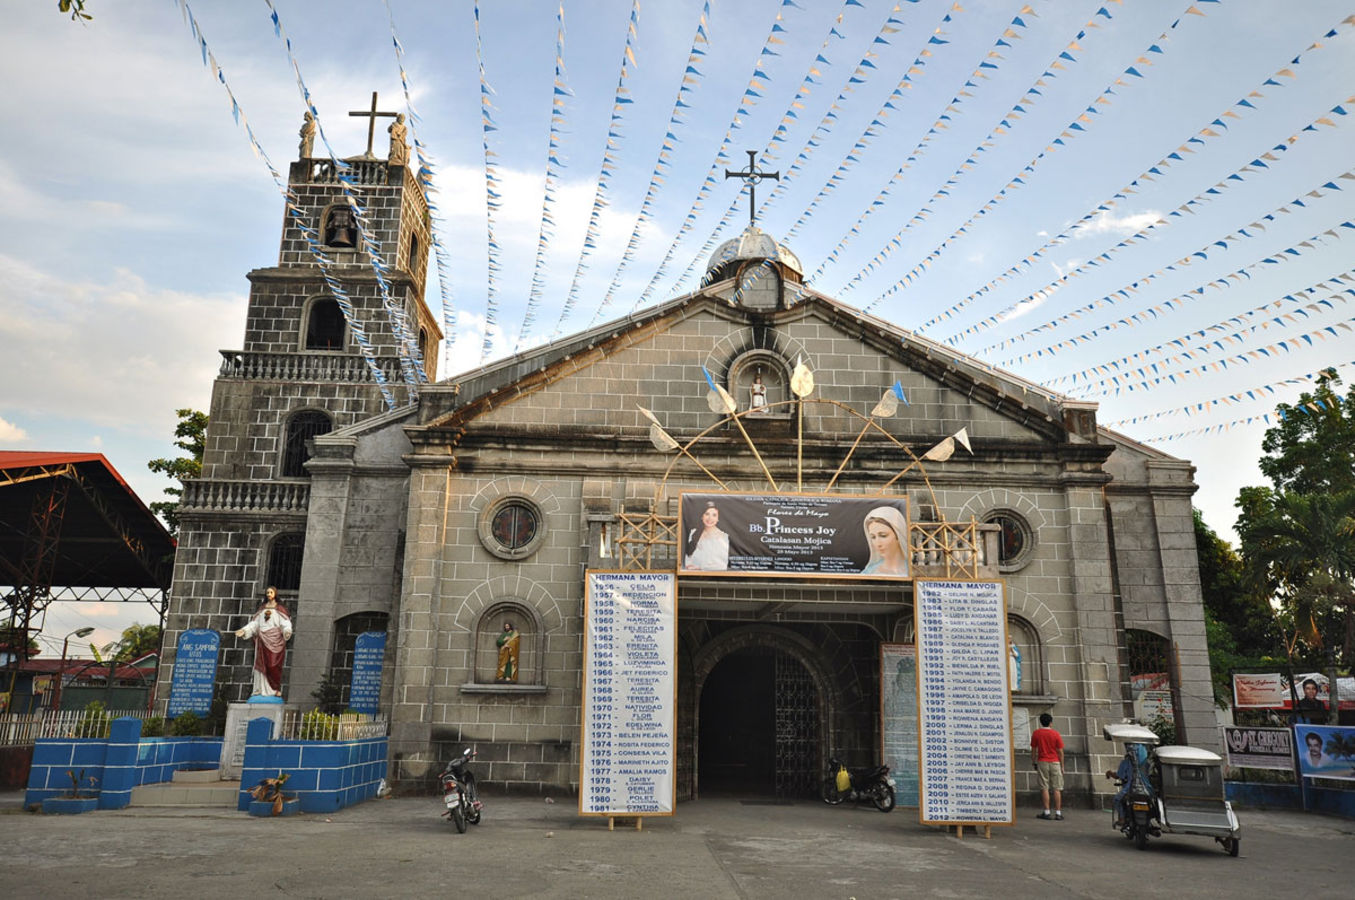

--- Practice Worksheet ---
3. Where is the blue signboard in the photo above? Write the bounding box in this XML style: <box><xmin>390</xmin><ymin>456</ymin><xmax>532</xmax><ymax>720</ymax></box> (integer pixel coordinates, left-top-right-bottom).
<box><xmin>166</xmin><ymin>629</ymin><xmax>220</xmax><ymax>718</ymax></box>
<box><xmin>349</xmin><ymin>631</ymin><xmax>387</xmax><ymax>713</ymax></box>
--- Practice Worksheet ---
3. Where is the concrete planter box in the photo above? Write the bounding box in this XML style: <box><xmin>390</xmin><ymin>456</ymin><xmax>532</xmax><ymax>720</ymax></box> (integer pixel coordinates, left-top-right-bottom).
<box><xmin>43</xmin><ymin>796</ymin><xmax>99</xmax><ymax>815</ymax></box>
<box><xmin>248</xmin><ymin>797</ymin><xmax>299</xmax><ymax>817</ymax></box>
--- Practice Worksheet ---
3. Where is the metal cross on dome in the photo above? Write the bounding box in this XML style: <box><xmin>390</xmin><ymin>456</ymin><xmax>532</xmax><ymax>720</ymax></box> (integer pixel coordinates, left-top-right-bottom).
<box><xmin>724</xmin><ymin>150</ymin><xmax>780</xmax><ymax>227</ymax></box>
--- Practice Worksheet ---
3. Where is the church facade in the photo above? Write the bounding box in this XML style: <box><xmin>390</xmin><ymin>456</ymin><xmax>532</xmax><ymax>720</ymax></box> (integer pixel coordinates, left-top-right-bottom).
<box><xmin>158</xmin><ymin>121</ymin><xmax>1217</xmax><ymax>805</ymax></box>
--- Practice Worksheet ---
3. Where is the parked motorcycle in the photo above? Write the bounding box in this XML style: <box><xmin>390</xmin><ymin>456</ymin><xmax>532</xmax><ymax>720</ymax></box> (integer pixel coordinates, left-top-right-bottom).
<box><xmin>440</xmin><ymin>747</ymin><xmax>482</xmax><ymax>833</ymax></box>
<box><xmin>821</xmin><ymin>755</ymin><xmax>896</xmax><ymax>812</ymax></box>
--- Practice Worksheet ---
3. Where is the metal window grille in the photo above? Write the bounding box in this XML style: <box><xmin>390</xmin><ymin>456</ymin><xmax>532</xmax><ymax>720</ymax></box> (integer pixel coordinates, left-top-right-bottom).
<box><xmin>305</xmin><ymin>299</ymin><xmax>346</xmax><ymax>350</ymax></box>
<box><xmin>281</xmin><ymin>411</ymin><xmax>332</xmax><ymax>477</ymax></box>
<box><xmin>267</xmin><ymin>533</ymin><xmax>306</xmax><ymax>591</ymax></box>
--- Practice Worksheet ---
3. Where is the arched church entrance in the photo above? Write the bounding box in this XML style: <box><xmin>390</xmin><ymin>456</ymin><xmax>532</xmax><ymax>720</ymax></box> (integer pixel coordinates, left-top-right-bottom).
<box><xmin>694</xmin><ymin>630</ymin><xmax>825</xmax><ymax>799</ymax></box>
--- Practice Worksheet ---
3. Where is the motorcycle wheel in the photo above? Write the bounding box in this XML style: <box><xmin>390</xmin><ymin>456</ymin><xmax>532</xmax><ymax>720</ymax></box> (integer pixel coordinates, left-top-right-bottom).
<box><xmin>468</xmin><ymin>805</ymin><xmax>482</xmax><ymax>825</ymax></box>
<box><xmin>1223</xmin><ymin>837</ymin><xmax>1239</xmax><ymax>857</ymax></box>
<box><xmin>872</xmin><ymin>785</ymin><xmax>896</xmax><ymax>812</ymax></box>
<box><xmin>451</xmin><ymin>803</ymin><xmax>467</xmax><ymax>833</ymax></box>
<box><xmin>821</xmin><ymin>777</ymin><xmax>845</xmax><ymax>805</ymax></box>
<box><xmin>1133</xmin><ymin>825</ymin><xmax>1148</xmax><ymax>850</ymax></box>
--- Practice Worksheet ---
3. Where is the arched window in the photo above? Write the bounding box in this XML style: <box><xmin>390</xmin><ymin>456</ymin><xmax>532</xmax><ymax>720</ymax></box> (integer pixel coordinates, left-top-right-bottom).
<box><xmin>325</xmin><ymin>611</ymin><xmax>390</xmax><ymax>710</ymax></box>
<box><xmin>281</xmin><ymin>410</ymin><xmax>333</xmax><ymax>477</ymax></box>
<box><xmin>267</xmin><ymin>533</ymin><xmax>306</xmax><ymax>592</ymax></box>
<box><xmin>305</xmin><ymin>298</ymin><xmax>346</xmax><ymax>350</ymax></box>
<box><xmin>322</xmin><ymin>205</ymin><xmax>358</xmax><ymax>248</ymax></box>
<box><xmin>1126</xmin><ymin>629</ymin><xmax>1177</xmax><ymax>732</ymax></box>
<box><xmin>1007</xmin><ymin>615</ymin><xmax>1043</xmax><ymax>695</ymax></box>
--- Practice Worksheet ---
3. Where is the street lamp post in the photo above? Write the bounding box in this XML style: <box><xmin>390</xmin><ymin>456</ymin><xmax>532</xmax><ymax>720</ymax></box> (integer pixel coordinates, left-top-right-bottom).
<box><xmin>54</xmin><ymin>627</ymin><xmax>95</xmax><ymax>711</ymax></box>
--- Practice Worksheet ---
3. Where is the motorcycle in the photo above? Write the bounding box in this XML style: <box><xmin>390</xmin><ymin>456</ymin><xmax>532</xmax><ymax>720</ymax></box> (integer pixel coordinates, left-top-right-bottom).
<box><xmin>821</xmin><ymin>755</ymin><xmax>896</xmax><ymax>812</ymax></box>
<box><xmin>440</xmin><ymin>747</ymin><xmax>482</xmax><ymax>833</ymax></box>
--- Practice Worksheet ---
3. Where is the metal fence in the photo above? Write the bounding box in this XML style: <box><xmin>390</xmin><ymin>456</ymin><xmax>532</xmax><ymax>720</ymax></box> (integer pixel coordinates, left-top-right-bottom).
<box><xmin>0</xmin><ymin>709</ymin><xmax>154</xmax><ymax>747</ymax></box>
<box><xmin>277</xmin><ymin>710</ymin><xmax>388</xmax><ymax>741</ymax></box>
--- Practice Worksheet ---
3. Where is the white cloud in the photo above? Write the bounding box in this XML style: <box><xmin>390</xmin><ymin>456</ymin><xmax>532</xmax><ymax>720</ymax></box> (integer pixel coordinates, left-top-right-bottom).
<box><xmin>1077</xmin><ymin>210</ymin><xmax>1163</xmax><ymax>238</ymax></box>
<box><xmin>0</xmin><ymin>254</ymin><xmax>243</xmax><ymax>433</ymax></box>
<box><xmin>0</xmin><ymin>414</ymin><xmax>28</xmax><ymax>443</ymax></box>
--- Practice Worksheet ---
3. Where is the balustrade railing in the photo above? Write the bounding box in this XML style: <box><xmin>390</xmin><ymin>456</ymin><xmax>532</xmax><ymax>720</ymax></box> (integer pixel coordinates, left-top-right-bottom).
<box><xmin>302</xmin><ymin>158</ymin><xmax>392</xmax><ymax>186</ymax></box>
<box><xmin>218</xmin><ymin>350</ymin><xmax>402</xmax><ymax>383</ymax></box>
<box><xmin>181</xmin><ymin>479</ymin><xmax>310</xmax><ymax>513</ymax></box>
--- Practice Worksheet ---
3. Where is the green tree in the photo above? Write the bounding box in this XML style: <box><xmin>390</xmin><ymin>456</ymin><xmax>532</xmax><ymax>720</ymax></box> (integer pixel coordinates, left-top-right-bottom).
<box><xmin>147</xmin><ymin>408</ymin><xmax>207</xmax><ymax>536</ymax></box>
<box><xmin>113</xmin><ymin>623</ymin><xmax>161</xmax><ymax>662</ymax></box>
<box><xmin>1236</xmin><ymin>370</ymin><xmax>1355</xmax><ymax>665</ymax></box>
<box><xmin>1195</xmin><ymin>509</ymin><xmax>1276</xmax><ymax>655</ymax></box>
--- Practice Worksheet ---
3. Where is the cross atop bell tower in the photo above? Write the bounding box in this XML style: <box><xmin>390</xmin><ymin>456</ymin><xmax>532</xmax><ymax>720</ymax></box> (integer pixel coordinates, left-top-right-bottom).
<box><xmin>724</xmin><ymin>150</ymin><xmax>780</xmax><ymax>227</ymax></box>
<box><xmin>348</xmin><ymin>91</ymin><xmax>400</xmax><ymax>159</ymax></box>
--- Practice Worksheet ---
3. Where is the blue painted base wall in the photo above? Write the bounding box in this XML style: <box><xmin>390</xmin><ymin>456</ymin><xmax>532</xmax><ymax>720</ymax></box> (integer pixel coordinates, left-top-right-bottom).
<box><xmin>1227</xmin><ymin>782</ymin><xmax>1355</xmax><ymax>818</ymax></box>
<box><xmin>237</xmin><ymin>717</ymin><xmax>387</xmax><ymax>814</ymax></box>
<box><xmin>24</xmin><ymin>717</ymin><xmax>223</xmax><ymax>810</ymax></box>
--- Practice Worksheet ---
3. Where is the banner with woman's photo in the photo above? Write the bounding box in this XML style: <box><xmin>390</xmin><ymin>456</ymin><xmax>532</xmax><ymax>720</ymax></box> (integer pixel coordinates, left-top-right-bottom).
<box><xmin>677</xmin><ymin>492</ymin><xmax>910</xmax><ymax>579</ymax></box>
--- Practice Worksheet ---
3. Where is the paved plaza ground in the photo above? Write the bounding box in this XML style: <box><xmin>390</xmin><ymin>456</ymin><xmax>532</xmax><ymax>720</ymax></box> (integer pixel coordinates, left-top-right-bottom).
<box><xmin>2</xmin><ymin>791</ymin><xmax>1352</xmax><ymax>898</ymax></box>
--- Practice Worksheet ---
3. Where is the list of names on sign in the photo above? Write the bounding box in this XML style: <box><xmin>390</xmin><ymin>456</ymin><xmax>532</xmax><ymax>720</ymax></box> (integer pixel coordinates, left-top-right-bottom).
<box><xmin>915</xmin><ymin>580</ymin><xmax>1013</xmax><ymax>825</ymax></box>
<box><xmin>167</xmin><ymin>629</ymin><xmax>220</xmax><ymax>718</ymax></box>
<box><xmin>348</xmin><ymin>631</ymin><xmax>387</xmax><ymax>714</ymax></box>
<box><xmin>580</xmin><ymin>571</ymin><xmax>676</xmax><ymax>816</ymax></box>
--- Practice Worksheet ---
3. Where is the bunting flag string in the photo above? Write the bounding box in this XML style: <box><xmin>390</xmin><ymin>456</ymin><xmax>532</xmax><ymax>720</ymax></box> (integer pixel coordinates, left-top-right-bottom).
<box><xmin>631</xmin><ymin>0</ymin><xmax>808</xmax><ymax>310</ymax></box>
<box><xmin>1105</xmin><ymin>363</ymin><xmax>1355</xmax><ymax>443</ymax></box>
<box><xmin>1102</xmin><ymin>361</ymin><xmax>1355</xmax><ymax>430</ymax></box>
<box><xmin>551</xmin><ymin>0</ymin><xmax>642</xmax><ymax>338</ymax></box>
<box><xmin>1064</xmin><ymin>307</ymin><xmax>1355</xmax><ymax>400</ymax></box>
<box><xmin>662</xmin><ymin>0</ymin><xmax>908</xmax><ymax>300</ymax></box>
<box><xmin>169</xmin><ymin>1</ymin><xmax>397</xmax><ymax>408</ymax></box>
<box><xmin>1044</xmin><ymin>270</ymin><xmax>1355</xmax><ymax>390</ymax></box>
<box><xmin>262</xmin><ymin>0</ymin><xmax>425</xmax><ymax>396</ymax></box>
<box><xmin>812</xmin><ymin>0</ymin><xmax>1160</xmax><ymax>294</ymax></box>
<box><xmin>473</xmin><ymin>1</ymin><xmax>505</xmax><ymax>362</ymax></box>
<box><xmin>975</xmin><ymin>183</ymin><xmax>1355</xmax><ymax>363</ymax></box>
<box><xmin>956</xmin><ymin>109</ymin><xmax>1355</xmax><ymax>351</ymax></box>
<box><xmin>916</xmin><ymin>19</ymin><xmax>1355</xmax><ymax>339</ymax></box>
<box><xmin>384</xmin><ymin>0</ymin><xmax>457</xmax><ymax>361</ymax></box>
<box><xmin>586</xmin><ymin>0</ymin><xmax>712</xmax><ymax>329</ymax></box>
<box><xmin>782</xmin><ymin>0</ymin><xmax>999</xmax><ymax>246</ymax></box>
<box><xmin>747</xmin><ymin>1</ymin><xmax>913</xmax><ymax>224</ymax></box>
<box><xmin>515</xmin><ymin>1</ymin><xmax>571</xmax><ymax>351</ymax></box>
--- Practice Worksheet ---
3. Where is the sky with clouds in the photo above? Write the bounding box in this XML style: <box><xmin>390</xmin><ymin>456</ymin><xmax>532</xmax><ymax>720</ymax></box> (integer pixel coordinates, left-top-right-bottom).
<box><xmin>3</xmin><ymin>0</ymin><xmax>1353</xmax><ymax>654</ymax></box>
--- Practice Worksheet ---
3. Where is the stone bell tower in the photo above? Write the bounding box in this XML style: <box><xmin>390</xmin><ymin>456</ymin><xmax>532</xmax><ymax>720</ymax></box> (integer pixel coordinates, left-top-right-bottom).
<box><xmin>157</xmin><ymin>95</ymin><xmax>442</xmax><ymax>712</ymax></box>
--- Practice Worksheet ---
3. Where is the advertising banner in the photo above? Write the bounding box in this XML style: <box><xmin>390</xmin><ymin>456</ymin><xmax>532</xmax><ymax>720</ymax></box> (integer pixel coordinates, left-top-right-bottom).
<box><xmin>1232</xmin><ymin>673</ymin><xmax>1287</xmax><ymax>709</ymax></box>
<box><xmin>166</xmin><ymin>629</ymin><xmax>220</xmax><ymax>718</ymax></box>
<box><xmin>1223</xmin><ymin>726</ymin><xmax>1294</xmax><ymax>771</ymax></box>
<box><xmin>580</xmin><ymin>571</ymin><xmax>677</xmax><ymax>817</ymax></box>
<box><xmin>915</xmin><ymin>580</ymin><xmax>1013</xmax><ymax>826</ymax></box>
<box><xmin>880</xmin><ymin>643</ymin><xmax>920</xmax><ymax>807</ymax></box>
<box><xmin>1295</xmin><ymin>725</ymin><xmax>1355</xmax><ymax>780</ymax></box>
<box><xmin>678</xmin><ymin>492</ymin><xmax>909</xmax><ymax>579</ymax></box>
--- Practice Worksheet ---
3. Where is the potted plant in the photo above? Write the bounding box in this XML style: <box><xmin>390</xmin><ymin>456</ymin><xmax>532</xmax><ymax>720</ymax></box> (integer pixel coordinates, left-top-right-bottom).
<box><xmin>248</xmin><ymin>771</ymin><xmax>299</xmax><ymax>817</ymax></box>
<box><xmin>43</xmin><ymin>769</ymin><xmax>99</xmax><ymax>814</ymax></box>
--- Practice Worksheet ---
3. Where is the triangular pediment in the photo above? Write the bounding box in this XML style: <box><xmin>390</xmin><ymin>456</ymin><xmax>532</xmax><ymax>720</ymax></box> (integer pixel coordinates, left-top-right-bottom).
<box><xmin>415</xmin><ymin>287</ymin><xmax>1096</xmax><ymax>460</ymax></box>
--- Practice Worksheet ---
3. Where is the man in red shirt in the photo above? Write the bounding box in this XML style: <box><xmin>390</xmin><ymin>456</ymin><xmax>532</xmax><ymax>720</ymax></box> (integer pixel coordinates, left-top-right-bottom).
<box><xmin>1030</xmin><ymin>712</ymin><xmax>1064</xmax><ymax>820</ymax></box>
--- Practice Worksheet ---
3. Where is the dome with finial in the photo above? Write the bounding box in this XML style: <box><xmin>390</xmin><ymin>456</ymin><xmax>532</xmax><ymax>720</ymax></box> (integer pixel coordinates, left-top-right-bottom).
<box><xmin>705</xmin><ymin>225</ymin><xmax>803</xmax><ymax>284</ymax></box>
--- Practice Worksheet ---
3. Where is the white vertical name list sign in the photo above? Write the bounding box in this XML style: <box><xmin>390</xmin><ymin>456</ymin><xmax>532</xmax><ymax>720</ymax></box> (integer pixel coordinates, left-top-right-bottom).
<box><xmin>580</xmin><ymin>571</ymin><xmax>677</xmax><ymax>817</ymax></box>
<box><xmin>915</xmin><ymin>580</ymin><xmax>1014</xmax><ymax>826</ymax></box>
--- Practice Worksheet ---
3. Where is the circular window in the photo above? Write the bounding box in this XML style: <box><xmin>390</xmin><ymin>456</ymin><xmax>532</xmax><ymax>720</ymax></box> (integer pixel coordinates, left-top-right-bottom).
<box><xmin>984</xmin><ymin>511</ymin><xmax>1033</xmax><ymax>571</ymax></box>
<box><xmin>479</xmin><ymin>498</ymin><xmax>545</xmax><ymax>560</ymax></box>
